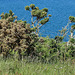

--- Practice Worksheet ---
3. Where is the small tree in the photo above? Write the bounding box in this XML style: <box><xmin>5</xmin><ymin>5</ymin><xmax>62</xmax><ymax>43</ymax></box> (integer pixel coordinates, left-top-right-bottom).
<box><xmin>58</xmin><ymin>16</ymin><xmax>75</xmax><ymax>46</ymax></box>
<box><xmin>25</xmin><ymin>4</ymin><xmax>52</xmax><ymax>35</ymax></box>
<box><xmin>67</xmin><ymin>16</ymin><xmax>75</xmax><ymax>46</ymax></box>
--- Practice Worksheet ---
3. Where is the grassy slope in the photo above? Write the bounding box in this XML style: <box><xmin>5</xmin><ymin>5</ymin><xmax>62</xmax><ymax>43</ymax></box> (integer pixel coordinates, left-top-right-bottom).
<box><xmin>0</xmin><ymin>58</ymin><xmax>75</xmax><ymax>75</ymax></box>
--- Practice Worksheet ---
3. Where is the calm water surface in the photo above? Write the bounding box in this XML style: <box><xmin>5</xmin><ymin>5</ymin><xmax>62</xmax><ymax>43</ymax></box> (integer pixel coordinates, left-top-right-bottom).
<box><xmin>0</xmin><ymin>0</ymin><xmax>75</xmax><ymax>41</ymax></box>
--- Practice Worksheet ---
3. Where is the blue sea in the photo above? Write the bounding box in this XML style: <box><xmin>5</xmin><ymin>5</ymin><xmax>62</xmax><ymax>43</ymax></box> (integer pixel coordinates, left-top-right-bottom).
<box><xmin>0</xmin><ymin>0</ymin><xmax>75</xmax><ymax>41</ymax></box>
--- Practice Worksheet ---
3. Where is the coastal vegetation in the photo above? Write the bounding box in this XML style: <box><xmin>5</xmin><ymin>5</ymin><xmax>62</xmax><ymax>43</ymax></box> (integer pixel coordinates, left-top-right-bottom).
<box><xmin>0</xmin><ymin>4</ymin><xmax>75</xmax><ymax>75</ymax></box>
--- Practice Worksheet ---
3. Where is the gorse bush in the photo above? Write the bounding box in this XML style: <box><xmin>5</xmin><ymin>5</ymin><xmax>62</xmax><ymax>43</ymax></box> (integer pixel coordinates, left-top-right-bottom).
<box><xmin>0</xmin><ymin>10</ymin><xmax>39</xmax><ymax>58</ymax></box>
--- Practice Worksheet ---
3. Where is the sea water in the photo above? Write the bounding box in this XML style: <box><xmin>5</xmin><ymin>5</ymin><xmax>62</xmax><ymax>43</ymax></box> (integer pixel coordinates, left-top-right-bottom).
<box><xmin>0</xmin><ymin>0</ymin><xmax>75</xmax><ymax>41</ymax></box>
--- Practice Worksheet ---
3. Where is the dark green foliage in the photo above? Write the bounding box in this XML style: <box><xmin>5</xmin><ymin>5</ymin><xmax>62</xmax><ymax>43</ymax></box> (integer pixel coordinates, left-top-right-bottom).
<box><xmin>55</xmin><ymin>36</ymin><xmax>64</xmax><ymax>43</ymax></box>
<box><xmin>25</xmin><ymin>6</ymin><xmax>30</xmax><ymax>10</ymax></box>
<box><xmin>5</xmin><ymin>13</ymin><xmax>8</xmax><ymax>19</ymax></box>
<box><xmin>34</xmin><ymin>37</ymin><xmax>58</xmax><ymax>60</ymax></box>
<box><xmin>9</xmin><ymin>10</ymin><xmax>13</xmax><ymax>16</ymax></box>
<box><xmin>71</xmin><ymin>25</ymin><xmax>75</xmax><ymax>29</ymax></box>
<box><xmin>31</xmin><ymin>10</ymin><xmax>47</xmax><ymax>19</ymax></box>
<box><xmin>70</xmin><ymin>38</ymin><xmax>75</xmax><ymax>44</ymax></box>
<box><xmin>40</xmin><ymin>11</ymin><xmax>47</xmax><ymax>18</ymax></box>
<box><xmin>30</xmin><ymin>4</ymin><xmax>35</xmax><ymax>9</ymax></box>
<box><xmin>31</xmin><ymin>10</ymin><xmax>41</xmax><ymax>17</ymax></box>
<box><xmin>69</xmin><ymin>16</ymin><xmax>75</xmax><ymax>22</ymax></box>
<box><xmin>40</xmin><ymin>17</ymin><xmax>49</xmax><ymax>25</ymax></box>
<box><xmin>42</xmin><ymin>8</ymin><xmax>48</xmax><ymax>12</ymax></box>
<box><xmin>66</xmin><ymin>45</ymin><xmax>75</xmax><ymax>57</ymax></box>
<box><xmin>0</xmin><ymin>12</ymin><xmax>4</xmax><ymax>19</ymax></box>
<box><xmin>67</xmin><ymin>45</ymin><xmax>75</xmax><ymax>50</ymax></box>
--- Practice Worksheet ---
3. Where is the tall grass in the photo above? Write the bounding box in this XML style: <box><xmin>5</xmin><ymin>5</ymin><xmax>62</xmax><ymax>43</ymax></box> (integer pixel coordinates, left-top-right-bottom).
<box><xmin>0</xmin><ymin>58</ymin><xmax>75</xmax><ymax>75</ymax></box>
